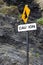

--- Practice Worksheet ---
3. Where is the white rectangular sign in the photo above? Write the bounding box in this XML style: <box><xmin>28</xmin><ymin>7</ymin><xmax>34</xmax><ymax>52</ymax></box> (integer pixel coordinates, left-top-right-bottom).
<box><xmin>18</xmin><ymin>23</ymin><xmax>37</xmax><ymax>32</ymax></box>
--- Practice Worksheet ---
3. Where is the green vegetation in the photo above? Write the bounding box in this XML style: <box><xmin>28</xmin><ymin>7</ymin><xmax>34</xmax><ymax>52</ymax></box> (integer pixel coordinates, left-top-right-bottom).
<box><xmin>37</xmin><ymin>18</ymin><xmax>43</xmax><ymax>25</ymax></box>
<box><xmin>35</xmin><ymin>53</ymin><xmax>40</xmax><ymax>57</ymax></box>
<box><xmin>31</xmin><ymin>48</ymin><xmax>34</xmax><ymax>51</ymax></box>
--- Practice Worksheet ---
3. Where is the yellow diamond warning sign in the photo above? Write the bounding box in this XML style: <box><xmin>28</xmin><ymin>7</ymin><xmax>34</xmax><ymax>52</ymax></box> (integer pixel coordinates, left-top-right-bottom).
<box><xmin>21</xmin><ymin>5</ymin><xmax>31</xmax><ymax>23</ymax></box>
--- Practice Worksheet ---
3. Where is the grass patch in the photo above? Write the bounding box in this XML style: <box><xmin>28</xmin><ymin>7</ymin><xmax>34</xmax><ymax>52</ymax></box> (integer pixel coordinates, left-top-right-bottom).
<box><xmin>37</xmin><ymin>18</ymin><xmax>43</xmax><ymax>25</ymax></box>
<box><xmin>35</xmin><ymin>53</ymin><xmax>40</xmax><ymax>57</ymax></box>
<box><xmin>0</xmin><ymin>6</ymin><xmax>19</xmax><ymax>15</ymax></box>
<box><xmin>0</xmin><ymin>0</ymin><xmax>4</xmax><ymax>5</ymax></box>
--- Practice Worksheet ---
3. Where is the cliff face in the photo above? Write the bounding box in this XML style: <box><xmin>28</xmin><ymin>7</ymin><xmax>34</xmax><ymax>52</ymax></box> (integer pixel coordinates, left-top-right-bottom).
<box><xmin>0</xmin><ymin>13</ymin><xmax>43</xmax><ymax>65</ymax></box>
<box><xmin>34</xmin><ymin>0</ymin><xmax>43</xmax><ymax>10</ymax></box>
<box><xmin>0</xmin><ymin>0</ymin><xmax>43</xmax><ymax>65</ymax></box>
<box><xmin>1</xmin><ymin>0</ymin><xmax>42</xmax><ymax>19</ymax></box>
<box><xmin>0</xmin><ymin>0</ymin><xmax>43</xmax><ymax>10</ymax></box>
<box><xmin>0</xmin><ymin>0</ymin><xmax>43</xmax><ymax>53</ymax></box>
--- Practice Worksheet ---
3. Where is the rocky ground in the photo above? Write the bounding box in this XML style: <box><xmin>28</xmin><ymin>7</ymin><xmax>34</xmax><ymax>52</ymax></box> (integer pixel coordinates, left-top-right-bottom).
<box><xmin>0</xmin><ymin>13</ymin><xmax>43</xmax><ymax>65</ymax></box>
<box><xmin>0</xmin><ymin>44</ymin><xmax>26</xmax><ymax>65</ymax></box>
<box><xmin>0</xmin><ymin>43</ymin><xmax>43</xmax><ymax>65</ymax></box>
<box><xmin>0</xmin><ymin>0</ymin><xmax>43</xmax><ymax>65</ymax></box>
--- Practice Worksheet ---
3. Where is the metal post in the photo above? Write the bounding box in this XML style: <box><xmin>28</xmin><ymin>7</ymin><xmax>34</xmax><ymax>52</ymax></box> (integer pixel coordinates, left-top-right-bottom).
<box><xmin>26</xmin><ymin>31</ymin><xmax>29</xmax><ymax>65</ymax></box>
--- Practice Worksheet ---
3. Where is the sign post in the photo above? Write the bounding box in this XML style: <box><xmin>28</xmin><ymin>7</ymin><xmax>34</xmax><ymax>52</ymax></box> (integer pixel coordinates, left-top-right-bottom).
<box><xmin>26</xmin><ymin>31</ymin><xmax>29</xmax><ymax>65</ymax></box>
<box><xmin>18</xmin><ymin>5</ymin><xmax>37</xmax><ymax>65</ymax></box>
<box><xmin>18</xmin><ymin>23</ymin><xmax>37</xmax><ymax>65</ymax></box>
